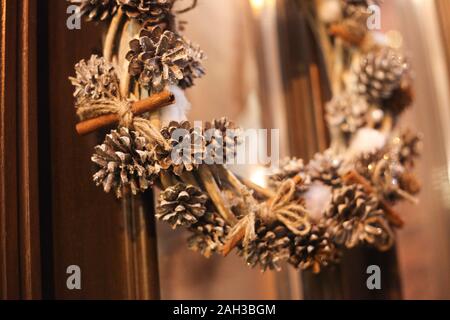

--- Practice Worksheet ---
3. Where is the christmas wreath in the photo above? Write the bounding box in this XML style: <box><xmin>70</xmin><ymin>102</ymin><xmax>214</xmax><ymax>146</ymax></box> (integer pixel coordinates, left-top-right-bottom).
<box><xmin>69</xmin><ymin>0</ymin><xmax>422</xmax><ymax>274</ymax></box>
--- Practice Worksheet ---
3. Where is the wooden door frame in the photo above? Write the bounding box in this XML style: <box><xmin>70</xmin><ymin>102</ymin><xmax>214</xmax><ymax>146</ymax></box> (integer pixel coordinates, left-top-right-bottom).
<box><xmin>0</xmin><ymin>0</ymin><xmax>41</xmax><ymax>299</ymax></box>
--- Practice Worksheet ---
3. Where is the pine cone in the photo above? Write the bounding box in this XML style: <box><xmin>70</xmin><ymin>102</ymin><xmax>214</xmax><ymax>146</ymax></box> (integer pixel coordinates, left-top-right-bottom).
<box><xmin>356</xmin><ymin>48</ymin><xmax>409</xmax><ymax>102</ymax></box>
<box><xmin>326</xmin><ymin>92</ymin><xmax>369</xmax><ymax>134</ymax></box>
<box><xmin>325</xmin><ymin>184</ymin><xmax>394</xmax><ymax>251</ymax></box>
<box><xmin>329</xmin><ymin>1</ymin><xmax>376</xmax><ymax>46</ymax></box>
<box><xmin>127</xmin><ymin>27</ymin><xmax>187</xmax><ymax>93</ymax></box>
<box><xmin>394</xmin><ymin>129</ymin><xmax>422</xmax><ymax>167</ymax></box>
<box><xmin>70</xmin><ymin>0</ymin><xmax>118</xmax><ymax>21</ymax></box>
<box><xmin>92</xmin><ymin>127</ymin><xmax>160</xmax><ymax>198</ymax></box>
<box><xmin>242</xmin><ymin>221</ymin><xmax>291</xmax><ymax>272</ymax></box>
<box><xmin>156</xmin><ymin>183</ymin><xmax>207</xmax><ymax>229</ymax></box>
<box><xmin>355</xmin><ymin>150</ymin><xmax>413</xmax><ymax>203</ymax></box>
<box><xmin>354</xmin><ymin>150</ymin><xmax>384</xmax><ymax>180</ymax></box>
<box><xmin>127</xmin><ymin>26</ymin><xmax>204</xmax><ymax>93</ymax></box>
<box><xmin>178</xmin><ymin>41</ymin><xmax>206</xmax><ymax>89</ymax></box>
<box><xmin>269</xmin><ymin>158</ymin><xmax>311</xmax><ymax>194</ymax></box>
<box><xmin>289</xmin><ymin>225</ymin><xmax>340</xmax><ymax>274</ymax></box>
<box><xmin>308</xmin><ymin>153</ymin><xmax>343</xmax><ymax>188</ymax></box>
<box><xmin>188</xmin><ymin>212</ymin><xmax>231</xmax><ymax>258</ymax></box>
<box><xmin>154</xmin><ymin>121</ymin><xmax>205</xmax><ymax>176</ymax></box>
<box><xmin>70</xmin><ymin>55</ymin><xmax>120</xmax><ymax>112</ymax></box>
<box><xmin>329</xmin><ymin>21</ymin><xmax>367</xmax><ymax>46</ymax></box>
<box><xmin>203</xmin><ymin>118</ymin><xmax>242</xmax><ymax>164</ymax></box>
<box><xmin>118</xmin><ymin>0</ymin><xmax>174</xmax><ymax>23</ymax></box>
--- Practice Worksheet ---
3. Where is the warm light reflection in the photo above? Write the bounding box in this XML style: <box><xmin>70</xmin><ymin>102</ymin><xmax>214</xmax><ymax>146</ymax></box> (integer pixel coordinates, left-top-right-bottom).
<box><xmin>250</xmin><ymin>166</ymin><xmax>268</xmax><ymax>188</ymax></box>
<box><xmin>249</xmin><ymin>0</ymin><xmax>266</xmax><ymax>14</ymax></box>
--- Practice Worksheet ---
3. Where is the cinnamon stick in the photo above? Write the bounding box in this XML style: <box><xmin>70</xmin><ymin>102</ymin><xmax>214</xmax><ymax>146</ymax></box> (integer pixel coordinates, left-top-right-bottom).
<box><xmin>75</xmin><ymin>91</ymin><xmax>175</xmax><ymax>135</ymax></box>
<box><xmin>343</xmin><ymin>170</ymin><xmax>405</xmax><ymax>228</ymax></box>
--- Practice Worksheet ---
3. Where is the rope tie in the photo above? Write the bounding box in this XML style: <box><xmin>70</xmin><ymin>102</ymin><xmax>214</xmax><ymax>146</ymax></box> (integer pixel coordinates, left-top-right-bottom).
<box><xmin>259</xmin><ymin>179</ymin><xmax>311</xmax><ymax>236</ymax></box>
<box><xmin>76</xmin><ymin>98</ymin><xmax>171</xmax><ymax>151</ymax></box>
<box><xmin>226</xmin><ymin>177</ymin><xmax>312</xmax><ymax>248</ymax></box>
<box><xmin>117</xmin><ymin>100</ymin><xmax>134</xmax><ymax>128</ymax></box>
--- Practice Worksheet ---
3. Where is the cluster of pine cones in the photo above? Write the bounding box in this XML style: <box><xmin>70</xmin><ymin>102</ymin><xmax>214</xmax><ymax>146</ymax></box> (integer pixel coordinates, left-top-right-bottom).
<box><xmin>126</xmin><ymin>26</ymin><xmax>205</xmax><ymax>93</ymax></box>
<box><xmin>71</xmin><ymin>1</ymin><xmax>205</xmax><ymax>94</ymax></box>
<box><xmin>151</xmin><ymin>142</ymin><xmax>418</xmax><ymax>274</ymax></box>
<box><xmin>243</xmin><ymin>131</ymin><xmax>420</xmax><ymax>272</ymax></box>
<box><xmin>90</xmin><ymin>119</ymin><xmax>241</xmax><ymax>198</ymax></box>
<box><xmin>326</xmin><ymin>46</ymin><xmax>412</xmax><ymax>138</ymax></box>
<box><xmin>354</xmin><ymin>130</ymin><xmax>422</xmax><ymax>203</ymax></box>
<box><xmin>324</xmin><ymin>1</ymin><xmax>413</xmax><ymax>140</ymax></box>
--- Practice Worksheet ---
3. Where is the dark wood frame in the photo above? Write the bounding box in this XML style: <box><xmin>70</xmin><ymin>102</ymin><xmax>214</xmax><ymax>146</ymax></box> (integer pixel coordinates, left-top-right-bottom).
<box><xmin>1</xmin><ymin>0</ymin><xmax>41</xmax><ymax>300</ymax></box>
<box><xmin>1</xmin><ymin>0</ymin><xmax>160</xmax><ymax>300</ymax></box>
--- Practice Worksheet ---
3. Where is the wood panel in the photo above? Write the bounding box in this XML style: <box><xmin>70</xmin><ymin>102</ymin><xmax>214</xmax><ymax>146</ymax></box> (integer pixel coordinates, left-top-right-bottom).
<box><xmin>17</xmin><ymin>0</ymin><xmax>41</xmax><ymax>299</ymax></box>
<box><xmin>39</xmin><ymin>0</ymin><xmax>160</xmax><ymax>299</ymax></box>
<box><xmin>1</xmin><ymin>0</ymin><xmax>41</xmax><ymax>300</ymax></box>
<box><xmin>0</xmin><ymin>0</ymin><xmax>20</xmax><ymax>299</ymax></box>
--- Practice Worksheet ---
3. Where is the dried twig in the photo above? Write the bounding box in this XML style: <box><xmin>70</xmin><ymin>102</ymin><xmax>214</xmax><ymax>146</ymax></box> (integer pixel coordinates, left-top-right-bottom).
<box><xmin>343</xmin><ymin>170</ymin><xmax>405</xmax><ymax>228</ymax></box>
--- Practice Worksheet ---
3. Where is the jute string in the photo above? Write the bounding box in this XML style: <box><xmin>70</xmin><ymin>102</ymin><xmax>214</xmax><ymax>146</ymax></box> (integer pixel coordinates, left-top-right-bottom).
<box><xmin>227</xmin><ymin>178</ymin><xmax>312</xmax><ymax>247</ymax></box>
<box><xmin>76</xmin><ymin>98</ymin><xmax>170</xmax><ymax>150</ymax></box>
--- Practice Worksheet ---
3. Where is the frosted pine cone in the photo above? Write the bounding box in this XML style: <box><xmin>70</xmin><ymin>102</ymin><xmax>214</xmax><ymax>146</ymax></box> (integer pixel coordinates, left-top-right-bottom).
<box><xmin>325</xmin><ymin>184</ymin><xmax>394</xmax><ymax>251</ymax></box>
<box><xmin>92</xmin><ymin>128</ymin><xmax>160</xmax><ymax>198</ymax></box>
<box><xmin>326</xmin><ymin>92</ymin><xmax>369</xmax><ymax>134</ymax></box>
<box><xmin>269</xmin><ymin>158</ymin><xmax>311</xmax><ymax>194</ymax></box>
<box><xmin>354</xmin><ymin>150</ymin><xmax>384</xmax><ymax>181</ymax></box>
<box><xmin>118</xmin><ymin>0</ymin><xmax>174</xmax><ymax>23</ymax></box>
<box><xmin>156</xmin><ymin>183</ymin><xmax>207</xmax><ymax>229</ymax></box>
<box><xmin>188</xmin><ymin>212</ymin><xmax>231</xmax><ymax>258</ymax></box>
<box><xmin>70</xmin><ymin>0</ymin><xmax>118</xmax><ymax>21</ymax></box>
<box><xmin>154</xmin><ymin>121</ymin><xmax>205</xmax><ymax>176</ymax></box>
<box><xmin>307</xmin><ymin>152</ymin><xmax>343</xmax><ymax>188</ymax></box>
<box><xmin>127</xmin><ymin>27</ymin><xmax>187</xmax><ymax>93</ymax></box>
<box><xmin>356</xmin><ymin>48</ymin><xmax>409</xmax><ymax>102</ymax></box>
<box><xmin>289</xmin><ymin>225</ymin><xmax>340</xmax><ymax>274</ymax></box>
<box><xmin>203</xmin><ymin>118</ymin><xmax>242</xmax><ymax>164</ymax></box>
<box><xmin>393</xmin><ymin>130</ymin><xmax>422</xmax><ymax>167</ymax></box>
<box><xmin>242</xmin><ymin>222</ymin><xmax>291</xmax><ymax>272</ymax></box>
<box><xmin>70</xmin><ymin>55</ymin><xmax>120</xmax><ymax>113</ymax></box>
<box><xmin>178</xmin><ymin>41</ymin><xmax>206</xmax><ymax>89</ymax></box>
<box><xmin>355</xmin><ymin>152</ymin><xmax>403</xmax><ymax>203</ymax></box>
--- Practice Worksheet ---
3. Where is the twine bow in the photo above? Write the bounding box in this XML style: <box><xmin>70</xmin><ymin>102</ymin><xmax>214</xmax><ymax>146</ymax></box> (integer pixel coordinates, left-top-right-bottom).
<box><xmin>76</xmin><ymin>96</ymin><xmax>171</xmax><ymax>151</ymax></box>
<box><xmin>222</xmin><ymin>177</ymin><xmax>312</xmax><ymax>256</ymax></box>
<box><xmin>259</xmin><ymin>179</ymin><xmax>311</xmax><ymax>236</ymax></box>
